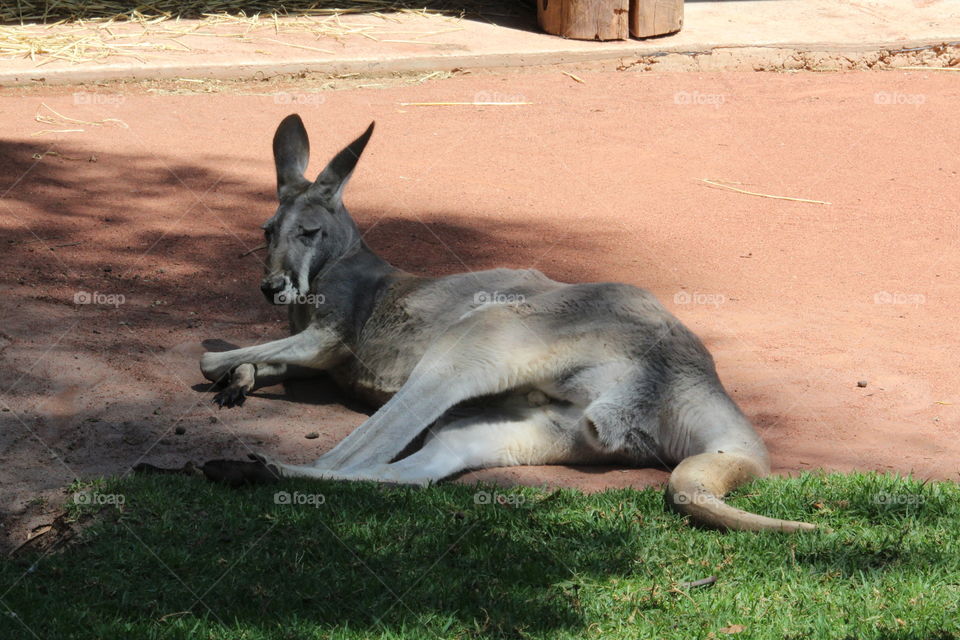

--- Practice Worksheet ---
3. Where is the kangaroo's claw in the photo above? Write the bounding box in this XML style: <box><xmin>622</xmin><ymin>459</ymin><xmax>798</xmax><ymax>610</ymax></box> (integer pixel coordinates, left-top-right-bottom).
<box><xmin>214</xmin><ymin>386</ymin><xmax>247</xmax><ymax>408</ymax></box>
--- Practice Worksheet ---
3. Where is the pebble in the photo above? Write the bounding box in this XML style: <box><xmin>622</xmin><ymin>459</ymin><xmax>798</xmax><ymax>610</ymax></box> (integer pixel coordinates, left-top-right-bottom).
<box><xmin>305</xmin><ymin>432</ymin><xmax>319</xmax><ymax>439</ymax></box>
<box><xmin>174</xmin><ymin>426</ymin><xmax>186</xmax><ymax>435</ymax></box>
<box><xmin>857</xmin><ymin>380</ymin><xmax>868</xmax><ymax>388</ymax></box>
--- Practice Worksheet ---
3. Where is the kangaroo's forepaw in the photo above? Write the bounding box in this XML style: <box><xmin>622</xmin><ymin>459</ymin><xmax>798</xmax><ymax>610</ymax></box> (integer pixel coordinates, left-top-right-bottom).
<box><xmin>214</xmin><ymin>385</ymin><xmax>247</xmax><ymax>408</ymax></box>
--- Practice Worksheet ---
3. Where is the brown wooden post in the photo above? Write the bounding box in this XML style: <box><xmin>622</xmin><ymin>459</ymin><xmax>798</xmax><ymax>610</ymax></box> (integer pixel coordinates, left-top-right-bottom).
<box><xmin>630</xmin><ymin>0</ymin><xmax>683</xmax><ymax>38</ymax></box>
<box><xmin>537</xmin><ymin>0</ymin><xmax>630</xmax><ymax>41</ymax></box>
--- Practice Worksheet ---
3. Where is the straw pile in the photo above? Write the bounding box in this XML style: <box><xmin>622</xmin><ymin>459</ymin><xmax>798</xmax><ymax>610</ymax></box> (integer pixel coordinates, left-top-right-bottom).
<box><xmin>2</xmin><ymin>0</ymin><xmax>531</xmax><ymax>24</ymax></box>
<box><xmin>1</xmin><ymin>0</ymin><xmax>533</xmax><ymax>64</ymax></box>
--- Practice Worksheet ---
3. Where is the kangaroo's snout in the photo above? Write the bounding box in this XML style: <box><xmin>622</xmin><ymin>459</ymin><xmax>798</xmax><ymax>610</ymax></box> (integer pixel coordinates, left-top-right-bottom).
<box><xmin>260</xmin><ymin>274</ymin><xmax>288</xmax><ymax>303</ymax></box>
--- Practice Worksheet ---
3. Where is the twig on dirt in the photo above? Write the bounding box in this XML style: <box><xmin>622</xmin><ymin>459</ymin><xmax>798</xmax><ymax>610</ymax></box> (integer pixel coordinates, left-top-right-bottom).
<box><xmin>700</xmin><ymin>179</ymin><xmax>831</xmax><ymax>205</ymax></box>
<box><xmin>30</xmin><ymin>128</ymin><xmax>85</xmax><ymax>136</ymax></box>
<box><xmin>238</xmin><ymin>244</ymin><xmax>267</xmax><ymax>258</ymax></box>
<box><xmin>32</xmin><ymin>150</ymin><xmax>95</xmax><ymax>161</ymax></box>
<box><xmin>562</xmin><ymin>70</ymin><xmax>585</xmax><ymax>83</ymax></box>
<box><xmin>399</xmin><ymin>101</ymin><xmax>532</xmax><ymax>106</ymax></box>
<box><xmin>8</xmin><ymin>524</ymin><xmax>52</xmax><ymax>556</ymax></box>
<box><xmin>676</xmin><ymin>576</ymin><xmax>717</xmax><ymax>590</ymax></box>
<box><xmin>35</xmin><ymin>102</ymin><xmax>129</xmax><ymax>129</ymax></box>
<box><xmin>258</xmin><ymin>37</ymin><xmax>334</xmax><ymax>54</ymax></box>
<box><xmin>50</xmin><ymin>241</ymin><xmax>82</xmax><ymax>249</ymax></box>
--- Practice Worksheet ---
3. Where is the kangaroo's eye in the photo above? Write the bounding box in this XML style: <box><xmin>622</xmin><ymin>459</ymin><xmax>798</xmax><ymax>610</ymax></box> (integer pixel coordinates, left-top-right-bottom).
<box><xmin>300</xmin><ymin>227</ymin><xmax>321</xmax><ymax>238</ymax></box>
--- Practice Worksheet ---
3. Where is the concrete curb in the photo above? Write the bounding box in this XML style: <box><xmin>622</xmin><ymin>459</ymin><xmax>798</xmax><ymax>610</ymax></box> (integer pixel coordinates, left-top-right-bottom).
<box><xmin>3</xmin><ymin>40</ymin><xmax>958</xmax><ymax>87</ymax></box>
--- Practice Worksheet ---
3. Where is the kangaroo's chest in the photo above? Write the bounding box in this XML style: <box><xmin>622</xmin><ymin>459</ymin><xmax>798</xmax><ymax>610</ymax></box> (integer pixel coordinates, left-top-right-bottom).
<box><xmin>323</xmin><ymin>268</ymin><xmax>561</xmax><ymax>405</ymax></box>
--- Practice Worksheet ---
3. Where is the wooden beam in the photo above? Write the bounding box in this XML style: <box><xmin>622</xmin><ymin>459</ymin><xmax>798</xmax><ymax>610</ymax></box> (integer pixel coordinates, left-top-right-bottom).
<box><xmin>538</xmin><ymin>0</ymin><xmax>630</xmax><ymax>41</ymax></box>
<box><xmin>630</xmin><ymin>0</ymin><xmax>683</xmax><ymax>38</ymax></box>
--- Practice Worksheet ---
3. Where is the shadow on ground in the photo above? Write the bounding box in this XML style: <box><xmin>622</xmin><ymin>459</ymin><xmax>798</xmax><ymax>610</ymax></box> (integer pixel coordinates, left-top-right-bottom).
<box><xmin>0</xmin><ymin>136</ymin><xmax>621</xmax><ymax>550</ymax></box>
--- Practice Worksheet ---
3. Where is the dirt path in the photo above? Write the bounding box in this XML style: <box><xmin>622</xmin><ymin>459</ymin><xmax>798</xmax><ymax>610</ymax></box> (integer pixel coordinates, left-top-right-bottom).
<box><xmin>1</xmin><ymin>69</ymin><xmax>957</xmax><ymax>548</ymax></box>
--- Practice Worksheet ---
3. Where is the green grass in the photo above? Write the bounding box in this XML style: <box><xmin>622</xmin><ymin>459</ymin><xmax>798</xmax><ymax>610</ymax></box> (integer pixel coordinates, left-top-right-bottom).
<box><xmin>2</xmin><ymin>472</ymin><xmax>958</xmax><ymax>639</ymax></box>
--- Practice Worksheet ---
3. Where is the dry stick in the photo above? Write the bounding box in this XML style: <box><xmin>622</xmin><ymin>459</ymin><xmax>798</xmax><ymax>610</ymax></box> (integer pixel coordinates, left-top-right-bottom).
<box><xmin>700</xmin><ymin>179</ymin><xmax>831</xmax><ymax>205</ymax></box>
<box><xmin>258</xmin><ymin>37</ymin><xmax>334</xmax><ymax>54</ymax></box>
<box><xmin>30</xmin><ymin>129</ymin><xmax>85</xmax><ymax>136</ymax></box>
<box><xmin>238</xmin><ymin>244</ymin><xmax>267</xmax><ymax>258</ymax></box>
<box><xmin>399</xmin><ymin>101</ymin><xmax>532</xmax><ymax>106</ymax></box>
<box><xmin>36</xmin><ymin>102</ymin><xmax>129</xmax><ymax>129</ymax></box>
<box><xmin>899</xmin><ymin>66</ymin><xmax>960</xmax><ymax>71</ymax></box>
<box><xmin>8</xmin><ymin>525</ymin><xmax>53</xmax><ymax>556</ymax></box>
<box><xmin>562</xmin><ymin>70</ymin><xmax>585</xmax><ymax>83</ymax></box>
<box><xmin>677</xmin><ymin>576</ymin><xmax>717</xmax><ymax>590</ymax></box>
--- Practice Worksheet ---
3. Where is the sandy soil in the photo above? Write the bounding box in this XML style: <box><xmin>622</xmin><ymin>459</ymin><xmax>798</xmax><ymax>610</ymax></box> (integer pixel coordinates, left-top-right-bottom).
<box><xmin>1</xmin><ymin>69</ymin><xmax>957</xmax><ymax>549</ymax></box>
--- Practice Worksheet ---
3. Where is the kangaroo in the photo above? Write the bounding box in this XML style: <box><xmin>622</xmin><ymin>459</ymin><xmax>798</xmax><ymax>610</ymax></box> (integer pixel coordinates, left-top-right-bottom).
<box><xmin>197</xmin><ymin>114</ymin><xmax>815</xmax><ymax>532</ymax></box>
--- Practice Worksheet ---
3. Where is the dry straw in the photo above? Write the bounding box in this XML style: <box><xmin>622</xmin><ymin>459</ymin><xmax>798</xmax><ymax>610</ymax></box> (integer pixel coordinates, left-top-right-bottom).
<box><xmin>2</xmin><ymin>0</ymin><xmax>529</xmax><ymax>64</ymax></box>
<box><xmin>31</xmin><ymin>102</ymin><xmax>129</xmax><ymax>136</ymax></box>
<box><xmin>700</xmin><ymin>179</ymin><xmax>831</xmax><ymax>205</ymax></box>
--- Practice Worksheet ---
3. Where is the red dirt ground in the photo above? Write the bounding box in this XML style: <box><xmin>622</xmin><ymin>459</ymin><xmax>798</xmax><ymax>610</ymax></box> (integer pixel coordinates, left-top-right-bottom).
<box><xmin>1</xmin><ymin>69</ymin><xmax>957</xmax><ymax>548</ymax></box>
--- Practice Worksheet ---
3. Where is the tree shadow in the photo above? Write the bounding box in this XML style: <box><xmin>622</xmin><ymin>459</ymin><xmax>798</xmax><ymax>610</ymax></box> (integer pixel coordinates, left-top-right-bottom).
<box><xmin>0</xmin><ymin>136</ymin><xmax>625</xmax><ymax>545</ymax></box>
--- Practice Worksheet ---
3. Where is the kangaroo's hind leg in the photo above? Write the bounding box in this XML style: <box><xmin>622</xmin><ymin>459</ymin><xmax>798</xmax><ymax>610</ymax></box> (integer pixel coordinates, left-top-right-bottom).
<box><xmin>258</xmin><ymin>395</ymin><xmax>606</xmax><ymax>486</ymax></box>
<box><xmin>311</xmin><ymin>306</ymin><xmax>563</xmax><ymax>473</ymax></box>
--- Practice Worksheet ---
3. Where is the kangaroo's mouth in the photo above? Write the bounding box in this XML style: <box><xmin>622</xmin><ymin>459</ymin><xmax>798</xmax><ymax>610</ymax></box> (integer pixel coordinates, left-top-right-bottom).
<box><xmin>261</xmin><ymin>273</ymin><xmax>299</xmax><ymax>305</ymax></box>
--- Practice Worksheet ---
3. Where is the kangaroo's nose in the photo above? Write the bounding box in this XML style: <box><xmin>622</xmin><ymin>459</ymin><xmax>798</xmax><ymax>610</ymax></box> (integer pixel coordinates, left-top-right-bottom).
<box><xmin>260</xmin><ymin>275</ymin><xmax>285</xmax><ymax>294</ymax></box>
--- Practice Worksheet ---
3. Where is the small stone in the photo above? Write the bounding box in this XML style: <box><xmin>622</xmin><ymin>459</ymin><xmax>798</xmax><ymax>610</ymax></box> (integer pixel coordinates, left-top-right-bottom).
<box><xmin>857</xmin><ymin>380</ymin><xmax>868</xmax><ymax>388</ymax></box>
<box><xmin>174</xmin><ymin>426</ymin><xmax>186</xmax><ymax>435</ymax></box>
<box><xmin>305</xmin><ymin>432</ymin><xmax>319</xmax><ymax>440</ymax></box>
<box><xmin>209</xmin><ymin>416</ymin><xmax>218</xmax><ymax>424</ymax></box>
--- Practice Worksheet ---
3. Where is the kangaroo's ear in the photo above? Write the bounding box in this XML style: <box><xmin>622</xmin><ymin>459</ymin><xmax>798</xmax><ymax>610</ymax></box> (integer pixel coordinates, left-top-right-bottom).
<box><xmin>311</xmin><ymin>121</ymin><xmax>375</xmax><ymax>200</ymax></box>
<box><xmin>273</xmin><ymin>114</ymin><xmax>311</xmax><ymax>200</ymax></box>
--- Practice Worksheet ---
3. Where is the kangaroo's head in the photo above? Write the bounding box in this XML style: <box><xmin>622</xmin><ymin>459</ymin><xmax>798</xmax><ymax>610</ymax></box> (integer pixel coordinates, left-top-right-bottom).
<box><xmin>259</xmin><ymin>114</ymin><xmax>374</xmax><ymax>305</ymax></box>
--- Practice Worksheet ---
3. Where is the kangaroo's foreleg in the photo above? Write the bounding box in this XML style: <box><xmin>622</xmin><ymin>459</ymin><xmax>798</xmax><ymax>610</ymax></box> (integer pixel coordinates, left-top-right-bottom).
<box><xmin>200</xmin><ymin>326</ymin><xmax>345</xmax><ymax>405</ymax></box>
<box><xmin>212</xmin><ymin>362</ymin><xmax>321</xmax><ymax>408</ymax></box>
